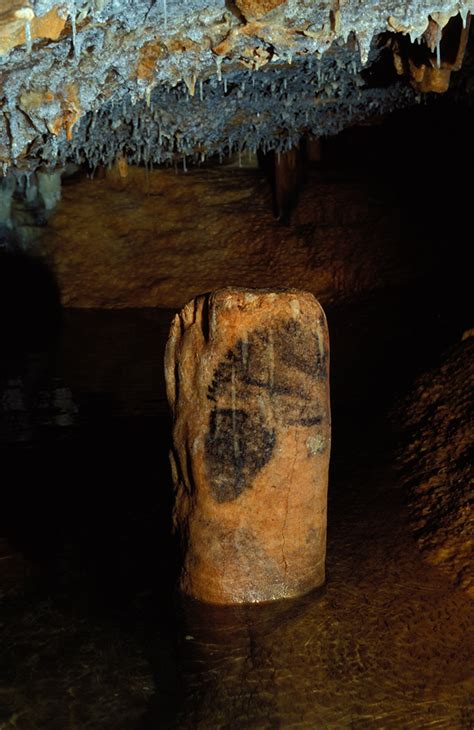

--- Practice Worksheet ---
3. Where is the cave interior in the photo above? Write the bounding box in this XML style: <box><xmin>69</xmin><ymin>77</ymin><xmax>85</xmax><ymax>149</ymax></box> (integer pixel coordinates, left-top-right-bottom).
<box><xmin>0</xmin><ymin>1</ymin><xmax>473</xmax><ymax>728</ymax></box>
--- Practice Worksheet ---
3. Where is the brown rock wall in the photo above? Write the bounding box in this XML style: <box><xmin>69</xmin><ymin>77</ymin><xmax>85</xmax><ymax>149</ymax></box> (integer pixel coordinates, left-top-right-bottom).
<box><xmin>42</xmin><ymin>165</ymin><xmax>408</xmax><ymax>309</ymax></box>
<box><xmin>393</xmin><ymin>335</ymin><xmax>473</xmax><ymax>596</ymax></box>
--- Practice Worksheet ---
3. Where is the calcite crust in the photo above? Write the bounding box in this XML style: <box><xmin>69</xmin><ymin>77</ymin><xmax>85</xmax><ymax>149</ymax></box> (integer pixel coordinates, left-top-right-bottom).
<box><xmin>165</xmin><ymin>287</ymin><xmax>331</xmax><ymax>604</ymax></box>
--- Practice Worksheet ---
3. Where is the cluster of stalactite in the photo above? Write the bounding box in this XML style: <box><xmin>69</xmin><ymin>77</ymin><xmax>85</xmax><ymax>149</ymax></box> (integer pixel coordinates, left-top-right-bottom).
<box><xmin>32</xmin><ymin>52</ymin><xmax>415</xmax><ymax>173</ymax></box>
<box><xmin>389</xmin><ymin>11</ymin><xmax>471</xmax><ymax>92</ymax></box>
<box><xmin>0</xmin><ymin>1</ymin><xmax>472</xmax><ymax>175</ymax></box>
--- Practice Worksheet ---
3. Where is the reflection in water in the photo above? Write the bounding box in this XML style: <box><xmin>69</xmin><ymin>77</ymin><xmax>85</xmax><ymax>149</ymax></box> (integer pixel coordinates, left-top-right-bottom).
<box><xmin>1</xmin><ymin>297</ymin><xmax>473</xmax><ymax>730</ymax></box>
<box><xmin>145</xmin><ymin>459</ymin><xmax>473</xmax><ymax>729</ymax></box>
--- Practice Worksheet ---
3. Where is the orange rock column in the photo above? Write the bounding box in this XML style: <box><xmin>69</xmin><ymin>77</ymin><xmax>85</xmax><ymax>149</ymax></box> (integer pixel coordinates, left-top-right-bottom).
<box><xmin>165</xmin><ymin>288</ymin><xmax>331</xmax><ymax>604</ymax></box>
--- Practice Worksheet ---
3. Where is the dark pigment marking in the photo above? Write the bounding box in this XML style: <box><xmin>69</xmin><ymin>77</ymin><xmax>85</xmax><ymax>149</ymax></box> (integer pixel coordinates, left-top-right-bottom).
<box><xmin>205</xmin><ymin>408</ymin><xmax>276</xmax><ymax>502</ymax></box>
<box><xmin>293</xmin><ymin>415</ymin><xmax>323</xmax><ymax>427</ymax></box>
<box><xmin>205</xmin><ymin>318</ymin><xmax>327</xmax><ymax>502</ymax></box>
<box><xmin>279</xmin><ymin>320</ymin><xmax>327</xmax><ymax>377</ymax></box>
<box><xmin>207</xmin><ymin>319</ymin><xmax>326</xmax><ymax>403</ymax></box>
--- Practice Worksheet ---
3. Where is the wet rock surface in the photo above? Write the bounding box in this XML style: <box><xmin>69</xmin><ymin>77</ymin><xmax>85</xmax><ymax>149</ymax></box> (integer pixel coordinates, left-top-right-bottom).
<box><xmin>165</xmin><ymin>288</ymin><xmax>330</xmax><ymax>603</ymax></box>
<box><xmin>394</xmin><ymin>334</ymin><xmax>474</xmax><ymax>597</ymax></box>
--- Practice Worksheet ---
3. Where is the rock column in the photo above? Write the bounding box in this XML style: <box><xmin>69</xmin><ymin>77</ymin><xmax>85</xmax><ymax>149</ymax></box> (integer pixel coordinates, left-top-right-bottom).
<box><xmin>165</xmin><ymin>287</ymin><xmax>330</xmax><ymax>604</ymax></box>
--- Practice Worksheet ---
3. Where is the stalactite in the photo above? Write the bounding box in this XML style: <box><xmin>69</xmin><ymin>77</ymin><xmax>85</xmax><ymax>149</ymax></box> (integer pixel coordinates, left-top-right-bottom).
<box><xmin>25</xmin><ymin>172</ymin><xmax>37</xmax><ymax>205</ymax></box>
<box><xmin>460</xmin><ymin>6</ymin><xmax>469</xmax><ymax>28</ymax></box>
<box><xmin>0</xmin><ymin>176</ymin><xmax>16</xmax><ymax>232</ymax></box>
<box><xmin>0</xmin><ymin>26</ymin><xmax>423</xmax><ymax>173</ymax></box>
<box><xmin>24</xmin><ymin>19</ymin><xmax>33</xmax><ymax>55</ymax></box>
<box><xmin>7</xmin><ymin>99</ymin><xmax>20</xmax><ymax>164</ymax></box>
<box><xmin>14</xmin><ymin>7</ymin><xmax>35</xmax><ymax>55</ymax></box>
<box><xmin>0</xmin><ymin>0</ymin><xmax>471</xmax><ymax>177</ymax></box>
<box><xmin>215</xmin><ymin>56</ymin><xmax>223</xmax><ymax>82</ymax></box>
<box><xmin>70</xmin><ymin>7</ymin><xmax>78</xmax><ymax>61</ymax></box>
<box><xmin>37</xmin><ymin>170</ymin><xmax>62</xmax><ymax>212</ymax></box>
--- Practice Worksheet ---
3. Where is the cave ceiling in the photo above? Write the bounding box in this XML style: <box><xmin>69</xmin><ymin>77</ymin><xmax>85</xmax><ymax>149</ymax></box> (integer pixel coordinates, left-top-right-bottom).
<box><xmin>0</xmin><ymin>0</ymin><xmax>473</xmax><ymax>174</ymax></box>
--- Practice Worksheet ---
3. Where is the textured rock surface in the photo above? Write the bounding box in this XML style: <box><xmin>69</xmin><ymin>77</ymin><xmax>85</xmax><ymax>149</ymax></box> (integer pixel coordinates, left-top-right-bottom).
<box><xmin>1</xmin><ymin>0</ymin><xmax>472</xmax><ymax>171</ymax></box>
<box><xmin>37</xmin><ymin>163</ymin><xmax>412</xmax><ymax>308</ymax></box>
<box><xmin>165</xmin><ymin>287</ymin><xmax>330</xmax><ymax>603</ymax></box>
<box><xmin>393</xmin><ymin>334</ymin><xmax>473</xmax><ymax>597</ymax></box>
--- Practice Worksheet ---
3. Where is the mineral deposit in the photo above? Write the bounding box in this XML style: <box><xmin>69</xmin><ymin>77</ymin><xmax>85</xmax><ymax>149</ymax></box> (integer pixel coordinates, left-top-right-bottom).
<box><xmin>165</xmin><ymin>287</ymin><xmax>331</xmax><ymax>604</ymax></box>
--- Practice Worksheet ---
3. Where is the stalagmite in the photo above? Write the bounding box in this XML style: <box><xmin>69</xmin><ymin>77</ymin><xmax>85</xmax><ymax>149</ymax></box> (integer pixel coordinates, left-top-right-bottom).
<box><xmin>165</xmin><ymin>288</ymin><xmax>331</xmax><ymax>604</ymax></box>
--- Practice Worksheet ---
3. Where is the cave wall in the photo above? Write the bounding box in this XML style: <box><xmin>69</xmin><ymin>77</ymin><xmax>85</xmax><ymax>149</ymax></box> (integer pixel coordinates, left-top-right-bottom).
<box><xmin>38</xmin><ymin>160</ymin><xmax>412</xmax><ymax>308</ymax></box>
<box><xmin>394</xmin><ymin>334</ymin><xmax>474</xmax><ymax>597</ymax></box>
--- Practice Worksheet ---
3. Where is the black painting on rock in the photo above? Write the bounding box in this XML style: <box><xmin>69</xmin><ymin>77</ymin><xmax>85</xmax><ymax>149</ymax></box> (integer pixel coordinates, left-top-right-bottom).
<box><xmin>205</xmin><ymin>318</ymin><xmax>326</xmax><ymax>502</ymax></box>
<box><xmin>205</xmin><ymin>408</ymin><xmax>277</xmax><ymax>502</ymax></box>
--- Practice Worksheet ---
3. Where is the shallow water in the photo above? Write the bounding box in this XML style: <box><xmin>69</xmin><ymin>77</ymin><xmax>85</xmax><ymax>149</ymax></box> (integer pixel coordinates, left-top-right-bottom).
<box><xmin>165</xmin><ymin>468</ymin><xmax>473</xmax><ymax>729</ymax></box>
<box><xmin>1</xmin><ymin>289</ymin><xmax>472</xmax><ymax>729</ymax></box>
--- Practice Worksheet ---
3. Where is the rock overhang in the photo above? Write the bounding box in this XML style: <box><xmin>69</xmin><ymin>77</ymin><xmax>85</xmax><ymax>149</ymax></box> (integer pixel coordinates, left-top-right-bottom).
<box><xmin>0</xmin><ymin>0</ymin><xmax>473</xmax><ymax>173</ymax></box>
